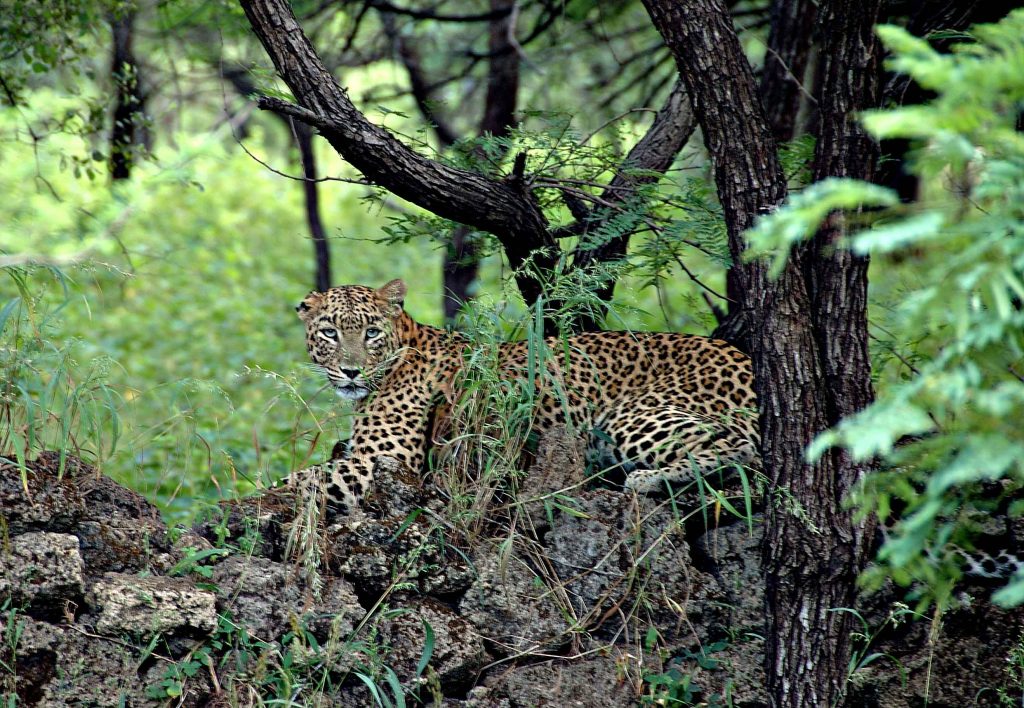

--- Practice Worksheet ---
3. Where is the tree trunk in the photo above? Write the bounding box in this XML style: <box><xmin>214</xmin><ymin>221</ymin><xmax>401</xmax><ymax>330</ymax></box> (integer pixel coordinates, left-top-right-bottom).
<box><xmin>295</xmin><ymin>122</ymin><xmax>332</xmax><ymax>292</ymax></box>
<box><xmin>444</xmin><ymin>0</ymin><xmax>520</xmax><ymax>323</ymax></box>
<box><xmin>221</xmin><ymin>65</ymin><xmax>333</xmax><ymax>292</ymax></box>
<box><xmin>759</xmin><ymin>0</ymin><xmax>817</xmax><ymax>143</ymax></box>
<box><xmin>713</xmin><ymin>0</ymin><xmax>820</xmax><ymax>344</ymax></box>
<box><xmin>641</xmin><ymin>0</ymin><xmax>881</xmax><ymax>704</ymax></box>
<box><xmin>760</xmin><ymin>1</ymin><xmax>882</xmax><ymax>704</ymax></box>
<box><xmin>109</xmin><ymin>9</ymin><xmax>146</xmax><ymax>181</ymax></box>
<box><xmin>640</xmin><ymin>0</ymin><xmax>787</xmax><ymax>355</ymax></box>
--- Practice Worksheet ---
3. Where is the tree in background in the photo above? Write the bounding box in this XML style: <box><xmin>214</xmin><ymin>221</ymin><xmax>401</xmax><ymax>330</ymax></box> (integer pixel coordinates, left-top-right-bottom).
<box><xmin>108</xmin><ymin>5</ymin><xmax>148</xmax><ymax>181</ymax></box>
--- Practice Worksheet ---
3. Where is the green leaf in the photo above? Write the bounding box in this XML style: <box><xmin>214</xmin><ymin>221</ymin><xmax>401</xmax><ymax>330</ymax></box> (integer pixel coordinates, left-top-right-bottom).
<box><xmin>415</xmin><ymin>618</ymin><xmax>435</xmax><ymax>678</ymax></box>
<box><xmin>851</xmin><ymin>212</ymin><xmax>945</xmax><ymax>254</ymax></box>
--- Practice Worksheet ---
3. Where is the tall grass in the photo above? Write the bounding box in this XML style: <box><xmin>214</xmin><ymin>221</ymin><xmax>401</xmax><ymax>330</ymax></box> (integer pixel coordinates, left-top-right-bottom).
<box><xmin>0</xmin><ymin>266</ymin><xmax>122</xmax><ymax>481</ymax></box>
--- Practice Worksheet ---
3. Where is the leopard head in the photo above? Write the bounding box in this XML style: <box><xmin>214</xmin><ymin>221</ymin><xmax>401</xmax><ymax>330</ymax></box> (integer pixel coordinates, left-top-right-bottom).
<box><xmin>296</xmin><ymin>279</ymin><xmax>407</xmax><ymax>400</ymax></box>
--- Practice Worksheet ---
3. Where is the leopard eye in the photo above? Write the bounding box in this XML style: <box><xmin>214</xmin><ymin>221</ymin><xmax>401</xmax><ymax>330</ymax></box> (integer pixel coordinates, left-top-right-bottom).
<box><xmin>365</xmin><ymin>327</ymin><xmax>382</xmax><ymax>339</ymax></box>
<box><xmin>319</xmin><ymin>328</ymin><xmax>338</xmax><ymax>341</ymax></box>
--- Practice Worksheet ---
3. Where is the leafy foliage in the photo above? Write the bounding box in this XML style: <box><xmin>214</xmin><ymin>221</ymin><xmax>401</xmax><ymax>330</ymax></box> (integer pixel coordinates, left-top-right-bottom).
<box><xmin>750</xmin><ymin>11</ymin><xmax>1024</xmax><ymax>607</ymax></box>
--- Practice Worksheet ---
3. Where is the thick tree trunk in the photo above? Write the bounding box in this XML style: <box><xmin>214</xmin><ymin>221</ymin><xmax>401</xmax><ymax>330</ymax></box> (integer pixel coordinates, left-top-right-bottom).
<box><xmin>760</xmin><ymin>1</ymin><xmax>882</xmax><ymax>705</ymax></box>
<box><xmin>719</xmin><ymin>0</ymin><xmax>819</xmax><ymax>340</ymax></box>
<box><xmin>109</xmin><ymin>10</ymin><xmax>146</xmax><ymax>181</ymax></box>
<box><xmin>641</xmin><ymin>0</ymin><xmax>881</xmax><ymax>705</ymax></box>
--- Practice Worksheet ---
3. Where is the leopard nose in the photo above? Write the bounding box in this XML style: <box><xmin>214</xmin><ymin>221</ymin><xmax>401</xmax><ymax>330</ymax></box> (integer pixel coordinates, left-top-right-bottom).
<box><xmin>340</xmin><ymin>368</ymin><xmax>360</xmax><ymax>380</ymax></box>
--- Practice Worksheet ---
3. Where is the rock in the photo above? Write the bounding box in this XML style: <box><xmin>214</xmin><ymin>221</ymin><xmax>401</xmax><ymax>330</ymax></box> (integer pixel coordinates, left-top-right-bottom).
<box><xmin>518</xmin><ymin>426</ymin><xmax>588</xmax><ymax>525</ymax></box>
<box><xmin>332</xmin><ymin>515</ymin><xmax>474</xmax><ymax>600</ymax></box>
<box><xmin>378</xmin><ymin>596</ymin><xmax>486</xmax><ymax>693</ymax></box>
<box><xmin>0</xmin><ymin>614</ymin><xmax>63</xmax><ymax>705</ymax></box>
<box><xmin>0</xmin><ymin>532</ymin><xmax>84</xmax><ymax>617</ymax></box>
<box><xmin>545</xmin><ymin>490</ymin><xmax>726</xmax><ymax>646</ymax></box>
<box><xmin>468</xmin><ymin>654</ymin><xmax>638</xmax><ymax>707</ymax></box>
<box><xmin>0</xmin><ymin>456</ymin><xmax>87</xmax><ymax>534</ymax></box>
<box><xmin>693</xmin><ymin>517</ymin><xmax>765</xmax><ymax>633</ymax></box>
<box><xmin>0</xmin><ymin>613</ymin><xmax>197</xmax><ymax>707</ymax></box>
<box><xmin>0</xmin><ymin>453</ymin><xmax>174</xmax><ymax>576</ymax></box>
<box><xmin>459</xmin><ymin>547</ymin><xmax>571</xmax><ymax>656</ymax></box>
<box><xmin>193</xmin><ymin>491</ymin><xmax>294</xmax><ymax>560</ymax></box>
<box><xmin>75</xmin><ymin>518</ymin><xmax>172</xmax><ymax>576</ymax></box>
<box><xmin>846</xmin><ymin>601</ymin><xmax>1024</xmax><ymax>707</ymax></box>
<box><xmin>70</xmin><ymin>472</ymin><xmax>173</xmax><ymax>575</ymax></box>
<box><xmin>89</xmin><ymin>572</ymin><xmax>217</xmax><ymax>636</ymax></box>
<box><xmin>366</xmin><ymin>455</ymin><xmax>433</xmax><ymax>519</ymax></box>
<box><xmin>211</xmin><ymin>555</ymin><xmax>363</xmax><ymax>643</ymax></box>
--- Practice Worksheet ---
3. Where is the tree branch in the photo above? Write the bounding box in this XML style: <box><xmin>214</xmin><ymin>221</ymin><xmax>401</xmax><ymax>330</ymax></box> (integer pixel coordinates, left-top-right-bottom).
<box><xmin>759</xmin><ymin>0</ymin><xmax>818</xmax><ymax>142</ymax></box>
<box><xmin>571</xmin><ymin>80</ymin><xmax>696</xmax><ymax>262</ymax></box>
<box><xmin>366</xmin><ymin>0</ymin><xmax>514</xmax><ymax>23</ymax></box>
<box><xmin>239</xmin><ymin>0</ymin><xmax>556</xmax><ymax>307</ymax></box>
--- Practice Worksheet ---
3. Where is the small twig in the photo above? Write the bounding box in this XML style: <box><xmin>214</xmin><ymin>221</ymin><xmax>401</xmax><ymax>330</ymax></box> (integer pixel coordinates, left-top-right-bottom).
<box><xmin>576</xmin><ymin>107</ymin><xmax>660</xmax><ymax>148</ymax></box>
<box><xmin>66</xmin><ymin>625</ymin><xmax>175</xmax><ymax>663</ymax></box>
<box><xmin>235</xmin><ymin>125</ymin><xmax>368</xmax><ymax>185</ymax></box>
<box><xmin>671</xmin><ymin>254</ymin><xmax>729</xmax><ymax>302</ymax></box>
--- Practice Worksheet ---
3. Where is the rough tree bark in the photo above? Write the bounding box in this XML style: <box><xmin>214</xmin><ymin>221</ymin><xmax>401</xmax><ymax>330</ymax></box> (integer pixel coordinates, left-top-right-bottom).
<box><xmin>641</xmin><ymin>0</ymin><xmax>881</xmax><ymax>705</ymax></box>
<box><xmin>640</xmin><ymin>0</ymin><xmax>788</xmax><ymax>352</ymax></box>
<box><xmin>763</xmin><ymin>0</ymin><xmax>882</xmax><ymax>704</ymax></box>
<box><xmin>715</xmin><ymin>0</ymin><xmax>816</xmax><ymax>340</ymax></box>
<box><xmin>108</xmin><ymin>9</ymin><xmax>146</xmax><ymax>181</ymax></box>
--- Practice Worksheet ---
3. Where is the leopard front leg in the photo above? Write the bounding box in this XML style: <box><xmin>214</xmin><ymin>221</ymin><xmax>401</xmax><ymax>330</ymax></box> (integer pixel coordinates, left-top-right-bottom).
<box><xmin>282</xmin><ymin>456</ymin><xmax>372</xmax><ymax>518</ymax></box>
<box><xmin>324</xmin><ymin>457</ymin><xmax>374</xmax><ymax>516</ymax></box>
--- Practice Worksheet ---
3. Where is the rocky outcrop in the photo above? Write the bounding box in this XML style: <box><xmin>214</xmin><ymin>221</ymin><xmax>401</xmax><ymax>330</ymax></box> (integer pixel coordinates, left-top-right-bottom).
<box><xmin>3</xmin><ymin>444</ymin><xmax>1024</xmax><ymax>706</ymax></box>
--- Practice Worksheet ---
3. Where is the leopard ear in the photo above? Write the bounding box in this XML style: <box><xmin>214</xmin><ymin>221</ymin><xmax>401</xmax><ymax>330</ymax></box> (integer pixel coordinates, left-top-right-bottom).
<box><xmin>296</xmin><ymin>291</ymin><xmax>325</xmax><ymax>321</ymax></box>
<box><xmin>376</xmin><ymin>279</ymin><xmax>407</xmax><ymax>316</ymax></box>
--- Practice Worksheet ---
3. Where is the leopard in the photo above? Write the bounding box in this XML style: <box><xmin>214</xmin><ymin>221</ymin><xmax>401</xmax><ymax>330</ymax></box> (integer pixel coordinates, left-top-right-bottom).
<box><xmin>293</xmin><ymin>279</ymin><xmax>761</xmax><ymax>517</ymax></box>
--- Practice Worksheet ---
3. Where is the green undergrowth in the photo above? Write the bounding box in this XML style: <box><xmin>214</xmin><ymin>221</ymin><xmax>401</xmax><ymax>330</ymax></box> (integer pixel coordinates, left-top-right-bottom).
<box><xmin>0</xmin><ymin>86</ymin><xmax>724</xmax><ymax>521</ymax></box>
<box><xmin>0</xmin><ymin>91</ymin><xmax>447</xmax><ymax>518</ymax></box>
